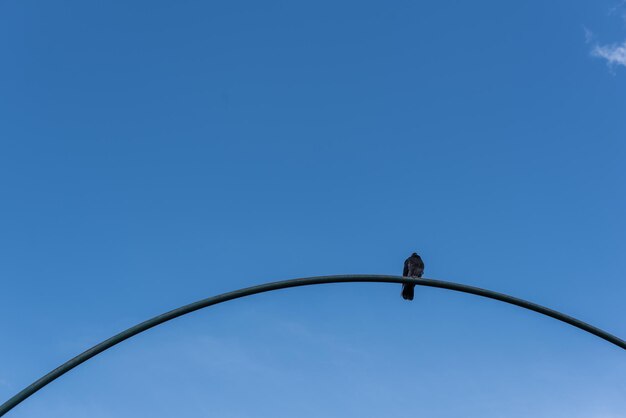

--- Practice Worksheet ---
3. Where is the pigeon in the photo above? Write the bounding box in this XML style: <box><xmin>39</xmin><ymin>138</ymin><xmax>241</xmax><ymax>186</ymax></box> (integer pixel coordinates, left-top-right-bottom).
<box><xmin>402</xmin><ymin>252</ymin><xmax>424</xmax><ymax>301</ymax></box>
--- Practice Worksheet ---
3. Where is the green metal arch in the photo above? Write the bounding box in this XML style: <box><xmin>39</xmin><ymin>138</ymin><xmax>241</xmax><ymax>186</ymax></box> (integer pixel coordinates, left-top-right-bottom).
<box><xmin>1</xmin><ymin>275</ymin><xmax>624</xmax><ymax>416</ymax></box>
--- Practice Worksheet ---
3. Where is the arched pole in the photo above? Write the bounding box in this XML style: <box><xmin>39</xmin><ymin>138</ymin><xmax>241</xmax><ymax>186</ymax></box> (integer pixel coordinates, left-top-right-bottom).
<box><xmin>1</xmin><ymin>275</ymin><xmax>624</xmax><ymax>416</ymax></box>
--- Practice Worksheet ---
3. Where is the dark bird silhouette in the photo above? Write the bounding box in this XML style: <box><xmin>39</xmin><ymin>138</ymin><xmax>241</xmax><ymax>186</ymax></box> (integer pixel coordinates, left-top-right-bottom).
<box><xmin>402</xmin><ymin>252</ymin><xmax>424</xmax><ymax>301</ymax></box>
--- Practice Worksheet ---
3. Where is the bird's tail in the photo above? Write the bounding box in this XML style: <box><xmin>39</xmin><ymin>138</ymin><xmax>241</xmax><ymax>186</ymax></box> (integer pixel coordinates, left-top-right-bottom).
<box><xmin>401</xmin><ymin>284</ymin><xmax>415</xmax><ymax>301</ymax></box>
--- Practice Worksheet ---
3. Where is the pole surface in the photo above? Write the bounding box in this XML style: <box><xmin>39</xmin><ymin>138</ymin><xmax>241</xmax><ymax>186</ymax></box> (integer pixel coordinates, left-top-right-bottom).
<box><xmin>1</xmin><ymin>275</ymin><xmax>624</xmax><ymax>416</ymax></box>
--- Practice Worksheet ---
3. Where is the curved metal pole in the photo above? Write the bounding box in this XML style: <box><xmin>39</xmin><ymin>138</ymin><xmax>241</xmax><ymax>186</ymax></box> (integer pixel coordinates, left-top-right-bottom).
<box><xmin>1</xmin><ymin>275</ymin><xmax>624</xmax><ymax>416</ymax></box>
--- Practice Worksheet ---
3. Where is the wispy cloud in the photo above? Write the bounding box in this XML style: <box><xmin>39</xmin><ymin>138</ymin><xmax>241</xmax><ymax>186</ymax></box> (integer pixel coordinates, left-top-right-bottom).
<box><xmin>608</xmin><ymin>0</ymin><xmax>626</xmax><ymax>16</ymax></box>
<box><xmin>583</xmin><ymin>26</ymin><xmax>595</xmax><ymax>44</ymax></box>
<box><xmin>592</xmin><ymin>41</ymin><xmax>626</xmax><ymax>68</ymax></box>
<box><xmin>587</xmin><ymin>3</ymin><xmax>626</xmax><ymax>70</ymax></box>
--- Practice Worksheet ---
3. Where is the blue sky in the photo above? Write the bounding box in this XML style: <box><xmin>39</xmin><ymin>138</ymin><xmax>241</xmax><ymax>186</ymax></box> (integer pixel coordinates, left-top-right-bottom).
<box><xmin>1</xmin><ymin>0</ymin><xmax>625</xmax><ymax>417</ymax></box>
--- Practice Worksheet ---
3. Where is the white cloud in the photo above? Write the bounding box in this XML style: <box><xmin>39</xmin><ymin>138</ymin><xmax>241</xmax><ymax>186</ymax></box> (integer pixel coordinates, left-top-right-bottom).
<box><xmin>608</xmin><ymin>0</ymin><xmax>626</xmax><ymax>16</ymax></box>
<box><xmin>587</xmin><ymin>3</ymin><xmax>626</xmax><ymax>70</ymax></box>
<box><xmin>592</xmin><ymin>41</ymin><xmax>626</xmax><ymax>68</ymax></box>
<box><xmin>584</xmin><ymin>26</ymin><xmax>594</xmax><ymax>44</ymax></box>
<box><xmin>608</xmin><ymin>1</ymin><xmax>626</xmax><ymax>23</ymax></box>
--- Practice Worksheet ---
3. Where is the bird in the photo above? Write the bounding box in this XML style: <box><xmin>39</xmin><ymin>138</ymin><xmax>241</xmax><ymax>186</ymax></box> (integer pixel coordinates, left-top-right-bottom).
<box><xmin>402</xmin><ymin>252</ymin><xmax>424</xmax><ymax>301</ymax></box>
